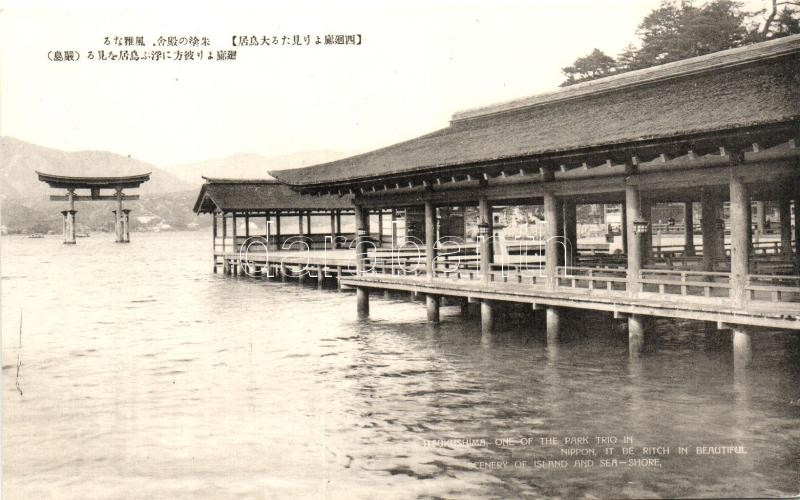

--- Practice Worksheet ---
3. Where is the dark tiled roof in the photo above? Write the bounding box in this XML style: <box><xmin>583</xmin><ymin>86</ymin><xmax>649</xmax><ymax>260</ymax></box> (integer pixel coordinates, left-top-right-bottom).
<box><xmin>193</xmin><ymin>178</ymin><xmax>353</xmax><ymax>213</ymax></box>
<box><xmin>270</xmin><ymin>35</ymin><xmax>800</xmax><ymax>187</ymax></box>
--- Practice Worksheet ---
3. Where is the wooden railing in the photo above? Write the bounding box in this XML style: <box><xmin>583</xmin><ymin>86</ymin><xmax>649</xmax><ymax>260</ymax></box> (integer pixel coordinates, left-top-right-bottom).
<box><xmin>555</xmin><ymin>266</ymin><xmax>629</xmax><ymax>293</ymax></box>
<box><xmin>746</xmin><ymin>274</ymin><xmax>800</xmax><ymax>305</ymax></box>
<box><xmin>639</xmin><ymin>269</ymin><xmax>731</xmax><ymax>299</ymax></box>
<box><xmin>652</xmin><ymin>240</ymin><xmax>789</xmax><ymax>259</ymax></box>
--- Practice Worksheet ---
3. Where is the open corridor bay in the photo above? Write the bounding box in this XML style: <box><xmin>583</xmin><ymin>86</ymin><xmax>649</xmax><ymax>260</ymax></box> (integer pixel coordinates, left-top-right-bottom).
<box><xmin>2</xmin><ymin>232</ymin><xmax>799</xmax><ymax>499</ymax></box>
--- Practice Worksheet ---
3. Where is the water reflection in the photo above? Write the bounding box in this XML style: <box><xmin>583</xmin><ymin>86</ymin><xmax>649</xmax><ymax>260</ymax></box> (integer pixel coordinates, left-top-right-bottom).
<box><xmin>1</xmin><ymin>234</ymin><xmax>798</xmax><ymax>499</ymax></box>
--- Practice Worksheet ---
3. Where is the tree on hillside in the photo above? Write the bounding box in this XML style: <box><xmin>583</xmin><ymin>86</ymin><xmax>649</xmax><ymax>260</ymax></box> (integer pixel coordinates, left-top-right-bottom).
<box><xmin>559</xmin><ymin>0</ymin><xmax>800</xmax><ymax>86</ymax></box>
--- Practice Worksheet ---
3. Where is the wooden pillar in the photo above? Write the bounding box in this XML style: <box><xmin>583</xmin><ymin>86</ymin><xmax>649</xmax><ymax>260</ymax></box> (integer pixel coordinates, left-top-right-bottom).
<box><xmin>390</xmin><ymin>209</ymin><xmax>397</xmax><ymax>246</ymax></box>
<box><xmin>265</xmin><ymin>211</ymin><xmax>270</xmax><ymax>238</ymax></box>
<box><xmin>115</xmin><ymin>188</ymin><xmax>124</xmax><ymax>243</ymax></box>
<box><xmin>122</xmin><ymin>209</ymin><xmax>130</xmax><ymax>242</ymax></box>
<box><xmin>701</xmin><ymin>188</ymin><xmax>718</xmax><ymax>272</ymax></box>
<box><xmin>793</xmin><ymin>179</ymin><xmax>800</xmax><ymax>265</ymax></box>
<box><xmin>779</xmin><ymin>197</ymin><xmax>792</xmax><ymax>257</ymax></box>
<box><xmin>212</xmin><ymin>211</ymin><xmax>218</xmax><ymax>251</ymax></box>
<box><xmin>480</xmin><ymin>300</ymin><xmax>494</xmax><ymax>334</ymax></box>
<box><xmin>306</xmin><ymin>212</ymin><xmax>312</xmax><ymax>237</ymax></box>
<box><xmin>729</xmin><ymin>176</ymin><xmax>750</xmax><ymax>308</ymax></box>
<box><xmin>426</xmin><ymin>295</ymin><xmax>440</xmax><ymax>323</ymax></box>
<box><xmin>222</xmin><ymin>212</ymin><xmax>228</xmax><ymax>253</ymax></box>
<box><xmin>628</xmin><ymin>314</ymin><xmax>647</xmax><ymax>356</ymax></box>
<box><xmin>64</xmin><ymin>189</ymin><xmax>77</xmax><ymax>245</ymax></box>
<box><xmin>355</xmin><ymin>205</ymin><xmax>370</xmax><ymax>316</ymax></box>
<box><xmin>275</xmin><ymin>210</ymin><xmax>282</xmax><ymax>249</ymax></box>
<box><xmin>732</xmin><ymin>326</ymin><xmax>752</xmax><ymax>369</ymax></box>
<box><xmin>244</xmin><ymin>214</ymin><xmax>250</xmax><ymax>238</ymax></box>
<box><xmin>621</xmin><ymin>201</ymin><xmax>628</xmax><ymax>255</ymax></box>
<box><xmin>544</xmin><ymin>192</ymin><xmax>561</xmax><ymax>291</ymax></box>
<box><xmin>755</xmin><ymin>201</ymin><xmax>766</xmax><ymax>235</ymax></box>
<box><xmin>641</xmin><ymin>198</ymin><xmax>652</xmax><ymax>261</ymax></box>
<box><xmin>298</xmin><ymin>211</ymin><xmax>304</xmax><ymax>237</ymax></box>
<box><xmin>625</xmin><ymin>183</ymin><xmax>642</xmax><ymax>296</ymax></box>
<box><xmin>231</xmin><ymin>212</ymin><xmax>238</xmax><ymax>250</ymax></box>
<box><xmin>684</xmin><ymin>202</ymin><xmax>695</xmax><ymax>256</ymax></box>
<box><xmin>378</xmin><ymin>211</ymin><xmax>384</xmax><ymax>247</ymax></box>
<box><xmin>336</xmin><ymin>210</ymin><xmax>342</xmax><ymax>234</ymax></box>
<box><xmin>479</xmin><ymin>196</ymin><xmax>493</xmax><ymax>282</ymax></box>
<box><xmin>563</xmin><ymin>201</ymin><xmax>577</xmax><ymax>267</ymax></box>
<box><xmin>330</xmin><ymin>211</ymin><xmax>337</xmax><ymax>249</ymax></box>
<box><xmin>546</xmin><ymin>307</ymin><xmax>561</xmax><ymax>344</ymax></box>
<box><xmin>424</xmin><ymin>201</ymin><xmax>436</xmax><ymax>281</ymax></box>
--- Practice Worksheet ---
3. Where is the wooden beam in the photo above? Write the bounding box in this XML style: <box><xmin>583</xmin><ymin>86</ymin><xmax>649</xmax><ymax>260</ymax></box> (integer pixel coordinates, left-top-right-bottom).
<box><xmin>50</xmin><ymin>194</ymin><xmax>139</xmax><ymax>201</ymax></box>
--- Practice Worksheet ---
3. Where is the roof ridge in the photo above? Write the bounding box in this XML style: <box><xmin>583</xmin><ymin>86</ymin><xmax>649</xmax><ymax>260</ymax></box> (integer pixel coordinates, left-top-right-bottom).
<box><xmin>452</xmin><ymin>34</ymin><xmax>800</xmax><ymax>123</ymax></box>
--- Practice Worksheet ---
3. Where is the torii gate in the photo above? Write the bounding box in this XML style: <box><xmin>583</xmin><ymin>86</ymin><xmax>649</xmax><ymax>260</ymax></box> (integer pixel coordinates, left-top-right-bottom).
<box><xmin>36</xmin><ymin>172</ymin><xmax>151</xmax><ymax>244</ymax></box>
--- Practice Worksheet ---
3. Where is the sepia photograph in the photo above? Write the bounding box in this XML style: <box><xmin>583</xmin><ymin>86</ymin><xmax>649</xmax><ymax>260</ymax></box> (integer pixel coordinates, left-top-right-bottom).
<box><xmin>1</xmin><ymin>0</ymin><xmax>799</xmax><ymax>498</ymax></box>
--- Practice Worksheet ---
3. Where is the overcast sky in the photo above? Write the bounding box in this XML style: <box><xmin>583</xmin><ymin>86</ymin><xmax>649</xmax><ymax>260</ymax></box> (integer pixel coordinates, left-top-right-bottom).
<box><xmin>0</xmin><ymin>0</ymin><xmax>773</xmax><ymax>167</ymax></box>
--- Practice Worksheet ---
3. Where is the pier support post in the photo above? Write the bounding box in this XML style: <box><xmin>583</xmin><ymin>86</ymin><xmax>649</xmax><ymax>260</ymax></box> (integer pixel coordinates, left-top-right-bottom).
<box><xmin>546</xmin><ymin>307</ymin><xmax>561</xmax><ymax>344</ymax></box>
<box><xmin>480</xmin><ymin>300</ymin><xmax>494</xmax><ymax>334</ymax></box>
<box><xmin>625</xmin><ymin>182</ymin><xmax>642</xmax><ymax>295</ymax></box>
<box><xmin>426</xmin><ymin>295</ymin><xmax>440</xmax><ymax>323</ymax></box>
<box><xmin>729</xmin><ymin>176</ymin><xmax>750</xmax><ymax>308</ymax></box>
<box><xmin>460</xmin><ymin>298</ymin><xmax>470</xmax><ymax>318</ymax></box>
<box><xmin>779</xmin><ymin>197</ymin><xmax>792</xmax><ymax>257</ymax></box>
<box><xmin>628</xmin><ymin>314</ymin><xmax>648</xmax><ymax>356</ymax></box>
<box><xmin>356</xmin><ymin>287</ymin><xmax>369</xmax><ymax>317</ymax></box>
<box><xmin>683</xmin><ymin>202</ymin><xmax>695</xmax><ymax>256</ymax></box>
<box><xmin>732</xmin><ymin>326</ymin><xmax>752</xmax><ymax>369</ymax></box>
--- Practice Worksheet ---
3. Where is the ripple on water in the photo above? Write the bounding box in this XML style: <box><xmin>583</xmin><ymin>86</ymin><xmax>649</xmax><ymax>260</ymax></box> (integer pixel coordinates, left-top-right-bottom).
<box><xmin>1</xmin><ymin>233</ymin><xmax>798</xmax><ymax>499</ymax></box>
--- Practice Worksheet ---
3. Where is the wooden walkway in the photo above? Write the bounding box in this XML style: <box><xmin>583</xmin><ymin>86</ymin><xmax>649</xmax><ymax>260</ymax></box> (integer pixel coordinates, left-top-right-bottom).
<box><xmin>214</xmin><ymin>248</ymin><xmax>800</xmax><ymax>331</ymax></box>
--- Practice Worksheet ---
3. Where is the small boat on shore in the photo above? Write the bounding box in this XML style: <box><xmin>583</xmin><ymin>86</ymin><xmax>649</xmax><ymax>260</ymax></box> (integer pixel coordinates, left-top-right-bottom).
<box><xmin>76</xmin><ymin>232</ymin><xmax>90</xmax><ymax>238</ymax></box>
<box><xmin>28</xmin><ymin>233</ymin><xmax>44</xmax><ymax>239</ymax></box>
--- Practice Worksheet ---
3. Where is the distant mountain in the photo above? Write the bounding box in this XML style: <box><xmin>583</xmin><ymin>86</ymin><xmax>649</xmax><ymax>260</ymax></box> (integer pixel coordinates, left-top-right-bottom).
<box><xmin>0</xmin><ymin>137</ymin><xmax>192</xmax><ymax>199</ymax></box>
<box><xmin>165</xmin><ymin>150</ymin><xmax>348</xmax><ymax>186</ymax></box>
<box><xmin>0</xmin><ymin>137</ymin><xmax>351</xmax><ymax>235</ymax></box>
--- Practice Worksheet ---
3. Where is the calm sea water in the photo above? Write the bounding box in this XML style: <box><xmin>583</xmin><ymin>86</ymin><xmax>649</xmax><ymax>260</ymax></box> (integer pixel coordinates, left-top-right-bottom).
<box><xmin>2</xmin><ymin>232</ymin><xmax>798</xmax><ymax>499</ymax></box>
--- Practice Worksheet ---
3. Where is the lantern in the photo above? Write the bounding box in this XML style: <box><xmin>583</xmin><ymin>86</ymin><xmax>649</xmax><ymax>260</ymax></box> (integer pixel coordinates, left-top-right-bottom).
<box><xmin>357</xmin><ymin>228</ymin><xmax>367</xmax><ymax>237</ymax></box>
<box><xmin>633</xmin><ymin>218</ymin><xmax>649</xmax><ymax>234</ymax></box>
<box><xmin>478</xmin><ymin>223</ymin><xmax>490</xmax><ymax>237</ymax></box>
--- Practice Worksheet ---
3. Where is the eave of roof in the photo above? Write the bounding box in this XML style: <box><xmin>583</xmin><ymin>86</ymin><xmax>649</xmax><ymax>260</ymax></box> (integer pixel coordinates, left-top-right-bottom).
<box><xmin>268</xmin><ymin>34</ymin><xmax>800</xmax><ymax>188</ymax></box>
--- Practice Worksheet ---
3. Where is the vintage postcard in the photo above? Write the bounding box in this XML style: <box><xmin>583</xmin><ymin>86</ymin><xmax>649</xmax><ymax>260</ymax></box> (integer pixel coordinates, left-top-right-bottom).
<box><xmin>1</xmin><ymin>1</ymin><xmax>799</xmax><ymax>498</ymax></box>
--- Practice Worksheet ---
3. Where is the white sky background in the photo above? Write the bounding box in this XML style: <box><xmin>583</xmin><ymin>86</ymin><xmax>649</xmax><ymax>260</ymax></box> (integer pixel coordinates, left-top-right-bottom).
<box><xmin>0</xmin><ymin>0</ymin><xmax>774</xmax><ymax>167</ymax></box>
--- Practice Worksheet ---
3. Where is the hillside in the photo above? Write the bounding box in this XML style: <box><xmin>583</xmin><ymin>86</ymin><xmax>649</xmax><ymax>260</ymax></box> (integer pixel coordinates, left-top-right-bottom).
<box><xmin>0</xmin><ymin>137</ymin><xmax>192</xmax><ymax>199</ymax></box>
<box><xmin>166</xmin><ymin>150</ymin><xmax>348</xmax><ymax>186</ymax></box>
<box><xmin>0</xmin><ymin>138</ymin><xmax>349</xmax><ymax>235</ymax></box>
